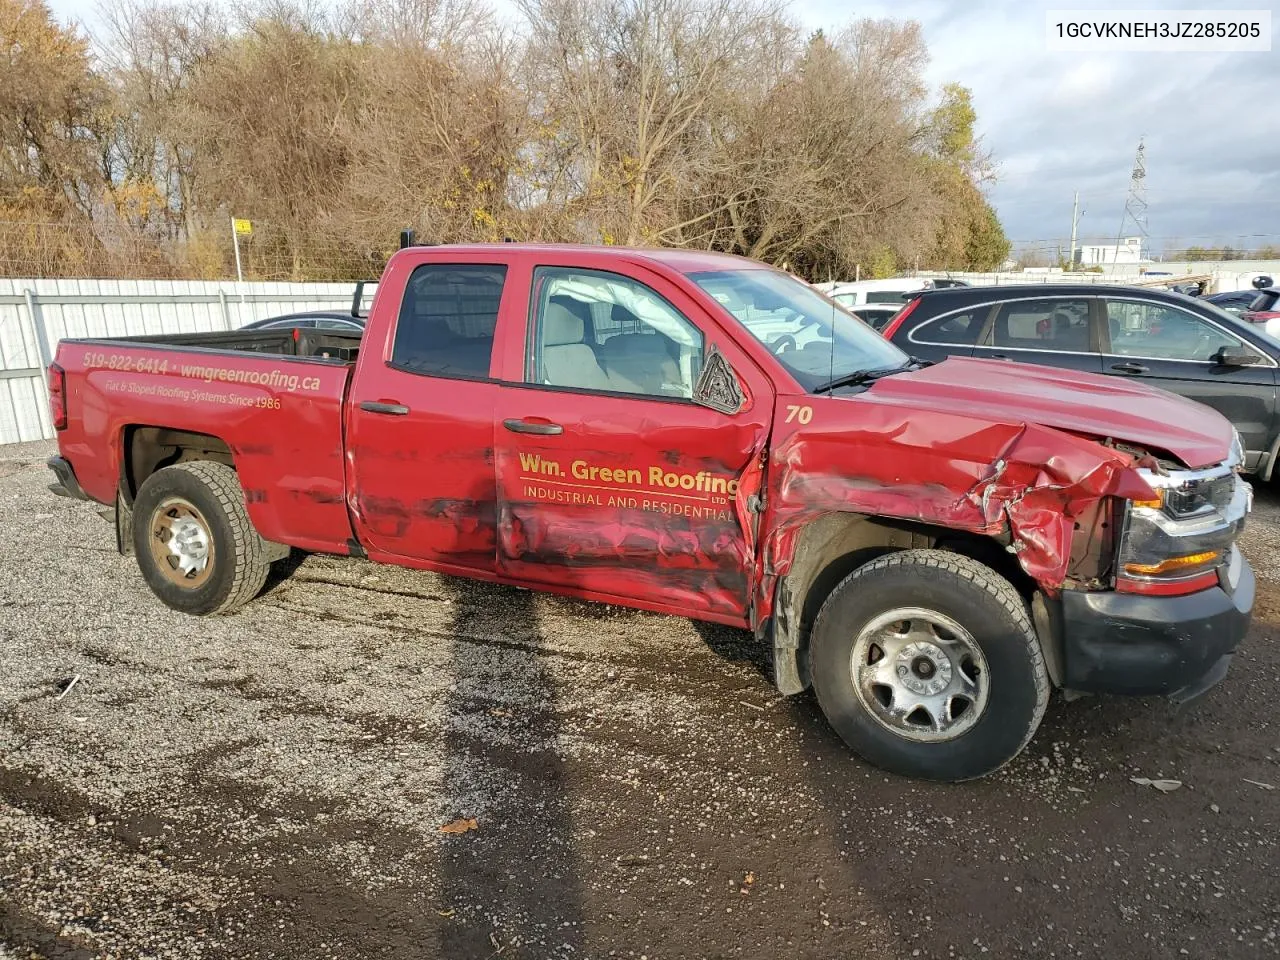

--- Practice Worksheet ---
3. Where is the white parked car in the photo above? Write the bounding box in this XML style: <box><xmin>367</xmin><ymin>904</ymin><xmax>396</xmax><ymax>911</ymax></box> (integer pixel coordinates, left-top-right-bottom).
<box><xmin>828</xmin><ymin>277</ymin><xmax>933</xmax><ymax>307</ymax></box>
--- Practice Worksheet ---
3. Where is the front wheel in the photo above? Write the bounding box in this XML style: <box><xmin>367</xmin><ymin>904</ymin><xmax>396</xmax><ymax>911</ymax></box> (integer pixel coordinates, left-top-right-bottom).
<box><xmin>131</xmin><ymin>461</ymin><xmax>271</xmax><ymax>615</ymax></box>
<box><xmin>809</xmin><ymin>550</ymin><xmax>1048</xmax><ymax>781</ymax></box>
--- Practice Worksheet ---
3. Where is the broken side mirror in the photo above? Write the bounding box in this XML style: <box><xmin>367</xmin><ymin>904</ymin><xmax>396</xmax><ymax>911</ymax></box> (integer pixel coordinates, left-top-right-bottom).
<box><xmin>1213</xmin><ymin>346</ymin><xmax>1260</xmax><ymax>367</ymax></box>
<box><xmin>693</xmin><ymin>345</ymin><xmax>745</xmax><ymax>414</ymax></box>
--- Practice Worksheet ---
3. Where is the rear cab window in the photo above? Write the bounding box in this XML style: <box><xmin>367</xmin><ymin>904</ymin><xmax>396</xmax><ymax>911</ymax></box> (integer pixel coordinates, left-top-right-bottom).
<box><xmin>391</xmin><ymin>263</ymin><xmax>507</xmax><ymax>379</ymax></box>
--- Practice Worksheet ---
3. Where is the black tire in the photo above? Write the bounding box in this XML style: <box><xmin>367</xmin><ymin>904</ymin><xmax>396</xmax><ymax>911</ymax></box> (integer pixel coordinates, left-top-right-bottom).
<box><xmin>131</xmin><ymin>461</ymin><xmax>271</xmax><ymax>615</ymax></box>
<box><xmin>809</xmin><ymin>549</ymin><xmax>1049</xmax><ymax>781</ymax></box>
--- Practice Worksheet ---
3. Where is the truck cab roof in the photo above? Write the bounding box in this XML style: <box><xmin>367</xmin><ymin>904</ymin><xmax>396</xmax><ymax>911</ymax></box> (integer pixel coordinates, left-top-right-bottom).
<box><xmin>394</xmin><ymin>242</ymin><xmax>764</xmax><ymax>276</ymax></box>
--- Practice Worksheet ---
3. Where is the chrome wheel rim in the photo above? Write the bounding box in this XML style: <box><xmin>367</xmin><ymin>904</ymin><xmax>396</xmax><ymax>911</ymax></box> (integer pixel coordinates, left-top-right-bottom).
<box><xmin>148</xmin><ymin>497</ymin><xmax>214</xmax><ymax>588</ymax></box>
<box><xmin>851</xmin><ymin>607</ymin><xmax>989</xmax><ymax>742</ymax></box>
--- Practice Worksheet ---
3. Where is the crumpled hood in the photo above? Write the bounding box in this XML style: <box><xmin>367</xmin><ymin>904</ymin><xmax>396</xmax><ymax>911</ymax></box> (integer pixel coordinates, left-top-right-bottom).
<box><xmin>866</xmin><ymin>356</ymin><xmax>1234</xmax><ymax>469</ymax></box>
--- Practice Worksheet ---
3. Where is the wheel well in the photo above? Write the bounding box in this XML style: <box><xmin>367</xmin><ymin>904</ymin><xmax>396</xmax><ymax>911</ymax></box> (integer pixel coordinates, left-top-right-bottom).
<box><xmin>768</xmin><ymin>513</ymin><xmax>1033</xmax><ymax>695</ymax></box>
<box><xmin>123</xmin><ymin>426</ymin><xmax>234</xmax><ymax>502</ymax></box>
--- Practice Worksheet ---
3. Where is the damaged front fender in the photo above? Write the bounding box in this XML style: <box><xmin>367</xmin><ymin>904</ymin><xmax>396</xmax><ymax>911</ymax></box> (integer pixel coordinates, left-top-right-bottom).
<box><xmin>754</xmin><ymin>393</ymin><xmax>1158</xmax><ymax>648</ymax></box>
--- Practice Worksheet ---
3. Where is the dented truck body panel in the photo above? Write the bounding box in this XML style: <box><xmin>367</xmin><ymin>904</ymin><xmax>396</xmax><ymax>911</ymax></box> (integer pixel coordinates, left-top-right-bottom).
<box><xmin>754</xmin><ymin>387</ymin><xmax>1184</xmax><ymax>694</ymax></box>
<box><xmin>50</xmin><ymin>243</ymin><xmax>1249</xmax><ymax>703</ymax></box>
<box><xmin>53</xmin><ymin>343</ymin><xmax>354</xmax><ymax>555</ymax></box>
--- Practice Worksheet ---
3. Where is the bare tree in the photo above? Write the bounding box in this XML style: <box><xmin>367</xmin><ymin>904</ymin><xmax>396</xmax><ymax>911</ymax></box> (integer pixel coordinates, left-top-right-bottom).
<box><xmin>0</xmin><ymin>0</ymin><xmax>108</xmax><ymax>218</ymax></box>
<box><xmin>97</xmin><ymin>0</ymin><xmax>224</xmax><ymax>238</ymax></box>
<box><xmin>660</xmin><ymin>21</ymin><xmax>939</xmax><ymax>277</ymax></box>
<box><xmin>520</xmin><ymin>0</ymin><xmax>785</xmax><ymax>245</ymax></box>
<box><xmin>0</xmin><ymin>0</ymin><xmax>1013</xmax><ymax>280</ymax></box>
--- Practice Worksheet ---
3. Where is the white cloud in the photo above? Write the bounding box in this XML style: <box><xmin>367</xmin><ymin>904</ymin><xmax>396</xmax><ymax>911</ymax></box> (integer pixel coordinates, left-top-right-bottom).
<box><xmin>1052</xmin><ymin>59</ymin><xmax>1116</xmax><ymax>100</ymax></box>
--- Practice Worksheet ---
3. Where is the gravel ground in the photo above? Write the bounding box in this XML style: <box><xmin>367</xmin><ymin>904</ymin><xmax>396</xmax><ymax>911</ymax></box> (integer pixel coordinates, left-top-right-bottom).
<box><xmin>1</xmin><ymin>440</ymin><xmax>1277</xmax><ymax>960</ymax></box>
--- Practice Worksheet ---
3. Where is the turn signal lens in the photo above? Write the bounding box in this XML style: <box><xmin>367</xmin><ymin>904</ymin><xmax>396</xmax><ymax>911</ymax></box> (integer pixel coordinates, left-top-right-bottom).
<box><xmin>1123</xmin><ymin>550</ymin><xmax>1220</xmax><ymax>577</ymax></box>
<box><xmin>1130</xmin><ymin>490</ymin><xmax>1164</xmax><ymax>510</ymax></box>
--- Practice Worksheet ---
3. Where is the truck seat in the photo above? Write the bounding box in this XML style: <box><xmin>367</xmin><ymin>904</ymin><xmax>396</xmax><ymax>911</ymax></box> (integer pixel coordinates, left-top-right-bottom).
<box><xmin>599</xmin><ymin>332</ymin><xmax>681</xmax><ymax>395</ymax></box>
<box><xmin>541</xmin><ymin>302</ymin><xmax>614</xmax><ymax>391</ymax></box>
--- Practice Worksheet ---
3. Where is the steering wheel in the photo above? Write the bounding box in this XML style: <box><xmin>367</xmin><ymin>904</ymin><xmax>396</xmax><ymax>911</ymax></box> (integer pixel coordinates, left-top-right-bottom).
<box><xmin>772</xmin><ymin>334</ymin><xmax>797</xmax><ymax>356</ymax></box>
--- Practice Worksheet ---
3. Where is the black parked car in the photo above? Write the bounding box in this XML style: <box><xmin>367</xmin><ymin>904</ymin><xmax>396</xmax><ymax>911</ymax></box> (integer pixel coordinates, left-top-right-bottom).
<box><xmin>1204</xmin><ymin>276</ymin><xmax>1278</xmax><ymax>318</ymax></box>
<box><xmin>882</xmin><ymin>283</ymin><xmax>1280</xmax><ymax>476</ymax></box>
<box><xmin>242</xmin><ymin>311</ymin><xmax>366</xmax><ymax>332</ymax></box>
<box><xmin>240</xmin><ymin>280</ymin><xmax>371</xmax><ymax>333</ymax></box>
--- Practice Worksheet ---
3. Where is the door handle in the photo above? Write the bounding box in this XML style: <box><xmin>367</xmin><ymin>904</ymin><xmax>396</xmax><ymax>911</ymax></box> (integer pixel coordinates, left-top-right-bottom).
<box><xmin>503</xmin><ymin>418</ymin><xmax>563</xmax><ymax>436</ymax></box>
<box><xmin>360</xmin><ymin>400</ymin><xmax>410</xmax><ymax>416</ymax></box>
<box><xmin>1110</xmin><ymin>362</ymin><xmax>1149</xmax><ymax>375</ymax></box>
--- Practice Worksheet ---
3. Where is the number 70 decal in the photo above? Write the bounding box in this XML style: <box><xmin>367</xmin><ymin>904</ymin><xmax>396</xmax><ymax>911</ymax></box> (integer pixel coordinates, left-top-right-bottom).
<box><xmin>784</xmin><ymin>405</ymin><xmax>813</xmax><ymax>424</ymax></box>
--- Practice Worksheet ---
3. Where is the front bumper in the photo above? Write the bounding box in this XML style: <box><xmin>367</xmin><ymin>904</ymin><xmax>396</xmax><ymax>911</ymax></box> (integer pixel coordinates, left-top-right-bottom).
<box><xmin>46</xmin><ymin>455</ymin><xmax>90</xmax><ymax>501</ymax></box>
<box><xmin>1059</xmin><ymin>548</ymin><xmax>1253</xmax><ymax>700</ymax></box>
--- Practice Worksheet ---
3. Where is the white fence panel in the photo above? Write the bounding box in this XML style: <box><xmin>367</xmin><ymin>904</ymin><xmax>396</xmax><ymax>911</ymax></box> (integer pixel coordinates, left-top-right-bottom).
<box><xmin>0</xmin><ymin>278</ymin><xmax>376</xmax><ymax>445</ymax></box>
<box><xmin>916</xmin><ymin>261</ymin><xmax>1280</xmax><ymax>293</ymax></box>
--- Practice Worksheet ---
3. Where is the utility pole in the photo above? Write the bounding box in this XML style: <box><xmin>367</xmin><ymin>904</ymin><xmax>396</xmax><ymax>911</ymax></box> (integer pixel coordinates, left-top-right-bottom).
<box><xmin>1068</xmin><ymin>190</ymin><xmax>1081</xmax><ymax>269</ymax></box>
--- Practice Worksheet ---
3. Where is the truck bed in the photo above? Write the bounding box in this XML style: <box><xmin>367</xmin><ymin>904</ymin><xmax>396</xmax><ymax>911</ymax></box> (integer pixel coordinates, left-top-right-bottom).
<box><xmin>104</xmin><ymin>328</ymin><xmax>363</xmax><ymax>364</ymax></box>
<box><xmin>54</xmin><ymin>329</ymin><xmax>361</xmax><ymax>555</ymax></box>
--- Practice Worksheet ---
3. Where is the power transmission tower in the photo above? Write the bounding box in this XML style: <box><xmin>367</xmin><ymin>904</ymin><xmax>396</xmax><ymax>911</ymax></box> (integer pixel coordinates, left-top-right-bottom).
<box><xmin>1114</xmin><ymin>138</ymin><xmax>1148</xmax><ymax>264</ymax></box>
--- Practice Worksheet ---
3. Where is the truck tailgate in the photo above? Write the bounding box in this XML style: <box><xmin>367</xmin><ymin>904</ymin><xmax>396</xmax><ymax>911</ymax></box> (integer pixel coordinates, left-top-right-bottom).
<box><xmin>56</xmin><ymin>339</ymin><xmax>355</xmax><ymax>554</ymax></box>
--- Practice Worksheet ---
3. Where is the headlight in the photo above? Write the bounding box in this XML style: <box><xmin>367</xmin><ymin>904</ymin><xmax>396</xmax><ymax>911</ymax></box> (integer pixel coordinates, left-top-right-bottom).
<box><xmin>1132</xmin><ymin>454</ymin><xmax>1245</xmax><ymax>521</ymax></box>
<box><xmin>1117</xmin><ymin>462</ymin><xmax>1250</xmax><ymax>596</ymax></box>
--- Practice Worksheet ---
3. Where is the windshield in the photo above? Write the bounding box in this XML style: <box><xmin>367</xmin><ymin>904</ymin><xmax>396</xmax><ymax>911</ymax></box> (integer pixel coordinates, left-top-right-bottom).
<box><xmin>690</xmin><ymin>269</ymin><xmax>908</xmax><ymax>391</ymax></box>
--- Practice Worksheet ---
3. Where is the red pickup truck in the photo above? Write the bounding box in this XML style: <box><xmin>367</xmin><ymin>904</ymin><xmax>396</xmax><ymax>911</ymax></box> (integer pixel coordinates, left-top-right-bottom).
<box><xmin>47</xmin><ymin>244</ymin><xmax>1254</xmax><ymax>780</ymax></box>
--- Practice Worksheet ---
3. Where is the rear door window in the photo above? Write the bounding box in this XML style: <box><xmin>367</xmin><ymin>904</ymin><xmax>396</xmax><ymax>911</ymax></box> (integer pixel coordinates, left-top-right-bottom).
<box><xmin>392</xmin><ymin>264</ymin><xmax>507</xmax><ymax>379</ymax></box>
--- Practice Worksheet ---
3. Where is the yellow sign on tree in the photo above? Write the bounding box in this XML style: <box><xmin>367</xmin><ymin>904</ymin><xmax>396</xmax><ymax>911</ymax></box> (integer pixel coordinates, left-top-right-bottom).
<box><xmin>233</xmin><ymin>218</ymin><xmax>253</xmax><ymax>235</ymax></box>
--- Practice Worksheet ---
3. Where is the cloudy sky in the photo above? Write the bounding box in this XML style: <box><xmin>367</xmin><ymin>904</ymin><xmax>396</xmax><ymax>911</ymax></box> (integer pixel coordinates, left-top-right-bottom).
<box><xmin>47</xmin><ymin>0</ymin><xmax>1280</xmax><ymax>256</ymax></box>
<box><xmin>788</xmin><ymin>0</ymin><xmax>1280</xmax><ymax>257</ymax></box>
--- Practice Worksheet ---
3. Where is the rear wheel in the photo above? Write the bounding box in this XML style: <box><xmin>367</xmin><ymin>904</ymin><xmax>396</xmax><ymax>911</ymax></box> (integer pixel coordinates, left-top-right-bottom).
<box><xmin>132</xmin><ymin>461</ymin><xmax>270</xmax><ymax>615</ymax></box>
<box><xmin>809</xmin><ymin>549</ymin><xmax>1048</xmax><ymax>781</ymax></box>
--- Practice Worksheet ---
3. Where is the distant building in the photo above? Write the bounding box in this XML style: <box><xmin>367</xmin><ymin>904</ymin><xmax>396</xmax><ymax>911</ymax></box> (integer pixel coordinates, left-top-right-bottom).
<box><xmin>1076</xmin><ymin>237</ymin><xmax>1145</xmax><ymax>266</ymax></box>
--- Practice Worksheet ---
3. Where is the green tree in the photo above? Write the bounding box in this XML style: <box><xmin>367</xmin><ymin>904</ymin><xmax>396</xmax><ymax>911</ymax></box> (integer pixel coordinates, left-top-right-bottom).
<box><xmin>920</xmin><ymin>84</ymin><xmax>1007</xmax><ymax>270</ymax></box>
<box><xmin>928</xmin><ymin>82</ymin><xmax>979</xmax><ymax>171</ymax></box>
<box><xmin>963</xmin><ymin>203</ymin><xmax>1010</xmax><ymax>270</ymax></box>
